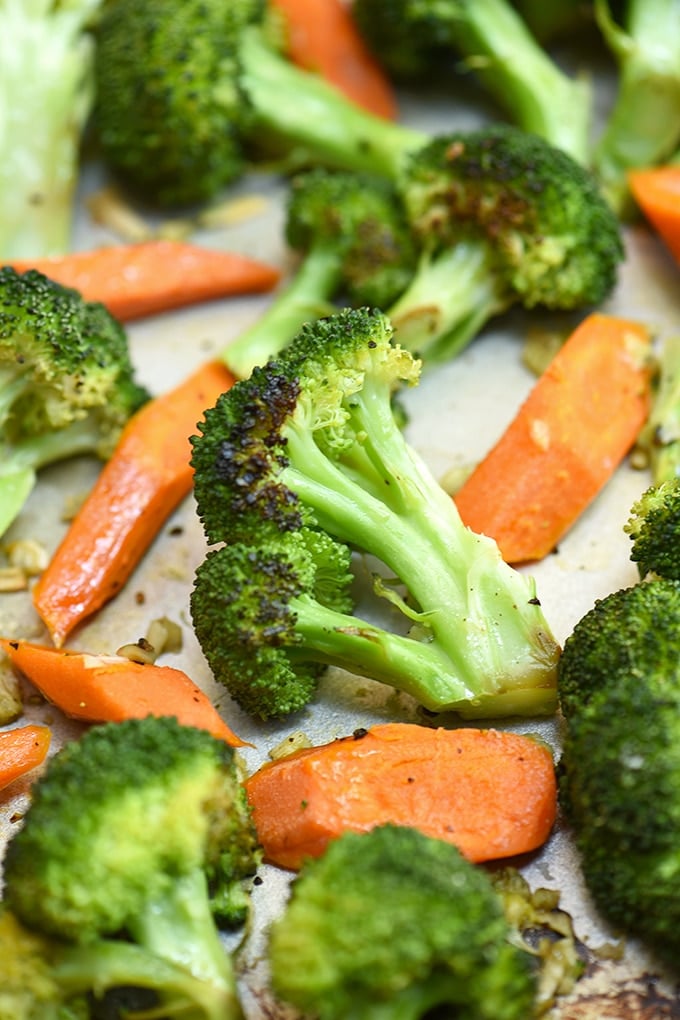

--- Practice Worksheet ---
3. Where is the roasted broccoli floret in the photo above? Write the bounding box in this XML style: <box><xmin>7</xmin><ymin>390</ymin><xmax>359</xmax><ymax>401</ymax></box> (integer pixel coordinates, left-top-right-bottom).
<box><xmin>623</xmin><ymin>477</ymin><xmax>680</xmax><ymax>581</ymax></box>
<box><xmin>557</xmin><ymin>578</ymin><xmax>680</xmax><ymax>966</ymax></box>
<box><xmin>2</xmin><ymin>715</ymin><xmax>261</xmax><ymax>1020</ymax></box>
<box><xmin>0</xmin><ymin>0</ymin><xmax>104</xmax><ymax>258</ymax></box>
<box><xmin>223</xmin><ymin>167</ymin><xmax>417</xmax><ymax>378</ymax></box>
<box><xmin>268</xmin><ymin>825</ymin><xmax>538</xmax><ymax>1020</ymax></box>
<box><xmin>93</xmin><ymin>0</ymin><xmax>425</xmax><ymax>208</ymax></box>
<box><xmin>0</xmin><ymin>267</ymin><xmax>149</xmax><ymax>538</ymax></box>
<box><xmin>592</xmin><ymin>0</ymin><xmax>680</xmax><ymax>215</ymax></box>
<box><xmin>190</xmin><ymin>306</ymin><xmax>560</xmax><ymax>721</ymax></box>
<box><xmin>385</xmin><ymin>125</ymin><xmax>623</xmax><ymax>363</ymax></box>
<box><xmin>352</xmin><ymin>0</ymin><xmax>592</xmax><ymax>162</ymax></box>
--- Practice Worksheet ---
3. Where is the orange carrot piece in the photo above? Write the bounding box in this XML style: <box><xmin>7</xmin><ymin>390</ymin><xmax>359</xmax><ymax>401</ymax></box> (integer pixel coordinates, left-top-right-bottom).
<box><xmin>628</xmin><ymin>165</ymin><xmax>680</xmax><ymax>265</ymax></box>
<box><xmin>0</xmin><ymin>724</ymin><xmax>51</xmax><ymax>792</ymax></box>
<box><xmin>8</xmin><ymin>240</ymin><xmax>281</xmax><ymax>321</ymax></box>
<box><xmin>244</xmin><ymin>722</ymin><xmax>557</xmax><ymax>869</ymax></box>
<box><xmin>454</xmin><ymin>313</ymin><xmax>652</xmax><ymax>564</ymax></box>
<box><xmin>269</xmin><ymin>0</ymin><xmax>398</xmax><ymax>120</ymax></box>
<box><xmin>0</xmin><ymin>639</ymin><xmax>246</xmax><ymax>747</ymax></box>
<box><xmin>33</xmin><ymin>360</ymin><xmax>235</xmax><ymax>646</ymax></box>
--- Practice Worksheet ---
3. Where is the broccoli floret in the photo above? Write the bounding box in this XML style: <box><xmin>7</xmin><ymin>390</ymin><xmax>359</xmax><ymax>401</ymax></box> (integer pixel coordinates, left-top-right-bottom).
<box><xmin>0</xmin><ymin>1</ymin><xmax>104</xmax><ymax>258</ymax></box>
<box><xmin>623</xmin><ymin>477</ymin><xmax>680</xmax><ymax>581</ymax></box>
<box><xmin>592</xmin><ymin>0</ymin><xmax>680</xmax><ymax>216</ymax></box>
<box><xmin>190</xmin><ymin>306</ymin><xmax>559</xmax><ymax>721</ymax></box>
<box><xmin>557</xmin><ymin>579</ymin><xmax>680</xmax><ymax>965</ymax></box>
<box><xmin>385</xmin><ymin>125</ymin><xmax>623</xmax><ymax>363</ymax></box>
<box><xmin>223</xmin><ymin>168</ymin><xmax>417</xmax><ymax>378</ymax></box>
<box><xmin>268</xmin><ymin>825</ymin><xmax>538</xmax><ymax>1020</ymax></box>
<box><xmin>93</xmin><ymin>0</ymin><xmax>426</xmax><ymax>209</ymax></box>
<box><xmin>352</xmin><ymin>0</ymin><xmax>592</xmax><ymax>163</ymax></box>
<box><xmin>0</xmin><ymin>267</ymin><xmax>148</xmax><ymax>538</ymax></box>
<box><xmin>2</xmin><ymin>716</ymin><xmax>261</xmax><ymax>1020</ymax></box>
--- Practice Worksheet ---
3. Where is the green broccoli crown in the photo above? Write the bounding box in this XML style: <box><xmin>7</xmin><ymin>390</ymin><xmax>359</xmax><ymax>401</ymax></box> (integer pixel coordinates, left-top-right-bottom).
<box><xmin>624</xmin><ymin>477</ymin><xmax>680</xmax><ymax>581</ymax></box>
<box><xmin>192</xmin><ymin>306</ymin><xmax>420</xmax><ymax>546</ymax></box>
<box><xmin>285</xmin><ymin>168</ymin><xmax>418</xmax><ymax>308</ymax></box>
<box><xmin>401</xmin><ymin>125</ymin><xmax>623</xmax><ymax>309</ymax></box>
<box><xmin>190</xmin><ymin>529</ymin><xmax>354</xmax><ymax>719</ymax></box>
<box><xmin>94</xmin><ymin>0</ymin><xmax>263</xmax><ymax>207</ymax></box>
<box><xmin>352</xmin><ymin>0</ymin><xmax>460</xmax><ymax>80</ymax></box>
<box><xmin>0</xmin><ymin>267</ymin><xmax>147</xmax><ymax>446</ymax></box>
<box><xmin>557</xmin><ymin>579</ymin><xmax>680</xmax><ymax>719</ymax></box>
<box><xmin>3</xmin><ymin>715</ymin><xmax>250</xmax><ymax>942</ymax></box>
<box><xmin>559</xmin><ymin>614</ymin><xmax>680</xmax><ymax>963</ymax></box>
<box><xmin>269</xmin><ymin>825</ymin><xmax>537</xmax><ymax>1020</ymax></box>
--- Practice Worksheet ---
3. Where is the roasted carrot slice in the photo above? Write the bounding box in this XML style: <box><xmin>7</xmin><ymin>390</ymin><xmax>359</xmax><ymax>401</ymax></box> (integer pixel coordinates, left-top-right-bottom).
<box><xmin>628</xmin><ymin>165</ymin><xmax>680</xmax><ymax>265</ymax></box>
<box><xmin>454</xmin><ymin>313</ymin><xmax>652</xmax><ymax>563</ymax></box>
<box><xmin>0</xmin><ymin>639</ymin><xmax>246</xmax><ymax>747</ymax></box>
<box><xmin>244</xmin><ymin>722</ymin><xmax>557</xmax><ymax>869</ymax></box>
<box><xmin>33</xmin><ymin>360</ymin><xmax>235</xmax><ymax>646</ymax></box>
<box><xmin>269</xmin><ymin>0</ymin><xmax>398</xmax><ymax>120</ymax></box>
<box><xmin>0</xmin><ymin>724</ymin><xmax>51</xmax><ymax>792</ymax></box>
<box><xmin>9</xmin><ymin>239</ymin><xmax>281</xmax><ymax>321</ymax></box>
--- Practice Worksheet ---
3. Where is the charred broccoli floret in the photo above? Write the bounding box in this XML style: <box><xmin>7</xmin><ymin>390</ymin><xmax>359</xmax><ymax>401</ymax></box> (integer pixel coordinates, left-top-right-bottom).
<box><xmin>190</xmin><ymin>306</ymin><xmax>559</xmax><ymax>721</ymax></box>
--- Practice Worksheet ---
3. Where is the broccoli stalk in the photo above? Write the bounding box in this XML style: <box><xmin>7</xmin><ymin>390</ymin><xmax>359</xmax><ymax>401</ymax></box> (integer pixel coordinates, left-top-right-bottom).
<box><xmin>351</xmin><ymin>0</ymin><xmax>592</xmax><ymax>163</ymax></box>
<box><xmin>592</xmin><ymin>0</ymin><xmax>680</xmax><ymax>215</ymax></box>
<box><xmin>0</xmin><ymin>267</ymin><xmax>149</xmax><ymax>538</ymax></box>
<box><xmin>94</xmin><ymin>0</ymin><xmax>426</xmax><ymax>209</ymax></box>
<box><xmin>635</xmin><ymin>333</ymin><xmax>680</xmax><ymax>485</ymax></box>
<box><xmin>191</xmin><ymin>307</ymin><xmax>560</xmax><ymax>721</ymax></box>
<box><xmin>2</xmin><ymin>716</ymin><xmax>261</xmax><ymax>1020</ymax></box>
<box><xmin>268</xmin><ymin>825</ymin><xmax>538</xmax><ymax>1020</ymax></box>
<box><xmin>223</xmin><ymin>168</ymin><xmax>417</xmax><ymax>379</ymax></box>
<box><xmin>0</xmin><ymin>0</ymin><xmax>103</xmax><ymax>258</ymax></box>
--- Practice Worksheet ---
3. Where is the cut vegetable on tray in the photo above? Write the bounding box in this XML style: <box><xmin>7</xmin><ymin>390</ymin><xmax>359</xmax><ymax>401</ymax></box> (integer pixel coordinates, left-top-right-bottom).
<box><xmin>454</xmin><ymin>313</ymin><xmax>653</xmax><ymax>563</ymax></box>
<box><xmin>245</xmin><ymin>722</ymin><xmax>557</xmax><ymax>870</ymax></box>
<box><xmin>628</xmin><ymin>163</ymin><xmax>680</xmax><ymax>265</ymax></box>
<box><xmin>8</xmin><ymin>240</ymin><xmax>282</xmax><ymax>322</ymax></box>
<box><xmin>0</xmin><ymin>639</ymin><xmax>247</xmax><ymax>747</ymax></box>
<box><xmin>0</xmin><ymin>724</ymin><xmax>51</xmax><ymax>792</ymax></box>
<box><xmin>33</xmin><ymin>360</ymin><xmax>235</xmax><ymax>647</ymax></box>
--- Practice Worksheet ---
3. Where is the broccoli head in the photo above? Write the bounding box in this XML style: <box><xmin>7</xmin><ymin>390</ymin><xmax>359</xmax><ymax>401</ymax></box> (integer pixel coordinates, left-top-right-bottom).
<box><xmin>94</xmin><ymin>0</ymin><xmax>425</xmax><ymax>208</ymax></box>
<box><xmin>223</xmin><ymin>167</ymin><xmax>418</xmax><ymax>378</ymax></box>
<box><xmin>0</xmin><ymin>266</ymin><xmax>148</xmax><ymax>537</ymax></box>
<box><xmin>268</xmin><ymin>824</ymin><xmax>538</xmax><ymax>1020</ymax></box>
<box><xmin>3</xmin><ymin>715</ymin><xmax>260</xmax><ymax>1020</ymax></box>
<box><xmin>191</xmin><ymin>306</ymin><xmax>559</xmax><ymax>720</ymax></box>
<box><xmin>558</xmin><ymin>580</ymin><xmax>680</xmax><ymax>964</ymax></box>
<box><xmin>624</xmin><ymin>477</ymin><xmax>680</xmax><ymax>581</ymax></box>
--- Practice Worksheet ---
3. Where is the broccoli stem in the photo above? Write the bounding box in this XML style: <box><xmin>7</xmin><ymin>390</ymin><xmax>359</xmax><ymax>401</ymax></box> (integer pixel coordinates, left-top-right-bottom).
<box><xmin>240</xmin><ymin>27</ymin><xmax>427</xmax><ymax>180</ymax></box>
<box><xmin>386</xmin><ymin>240</ymin><xmax>510</xmax><ymax>363</ymax></box>
<box><xmin>126</xmin><ymin>869</ymin><xmax>241</xmax><ymax>1020</ymax></box>
<box><xmin>447</xmin><ymin>0</ymin><xmax>592</xmax><ymax>163</ymax></box>
<box><xmin>0</xmin><ymin>1</ymin><xmax>100</xmax><ymax>257</ymax></box>
<box><xmin>593</xmin><ymin>0</ymin><xmax>680</xmax><ymax>214</ymax></box>
<box><xmin>283</xmin><ymin>389</ymin><xmax>558</xmax><ymax>715</ymax></box>
<box><xmin>223</xmin><ymin>247</ymin><xmax>342</xmax><ymax>378</ymax></box>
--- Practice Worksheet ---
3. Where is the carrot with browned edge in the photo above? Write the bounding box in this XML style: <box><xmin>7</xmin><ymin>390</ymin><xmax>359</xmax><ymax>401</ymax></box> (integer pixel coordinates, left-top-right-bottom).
<box><xmin>0</xmin><ymin>639</ymin><xmax>247</xmax><ymax>747</ymax></box>
<box><xmin>454</xmin><ymin>313</ymin><xmax>652</xmax><ymax>564</ymax></box>
<box><xmin>628</xmin><ymin>165</ymin><xmax>680</xmax><ymax>265</ymax></box>
<box><xmin>269</xmin><ymin>0</ymin><xmax>398</xmax><ymax>120</ymax></box>
<box><xmin>244</xmin><ymin>722</ymin><xmax>557</xmax><ymax>870</ymax></box>
<box><xmin>9</xmin><ymin>239</ymin><xmax>281</xmax><ymax>321</ymax></box>
<box><xmin>33</xmin><ymin>359</ymin><xmax>235</xmax><ymax>646</ymax></box>
<box><xmin>0</xmin><ymin>724</ymin><xmax>51</xmax><ymax>792</ymax></box>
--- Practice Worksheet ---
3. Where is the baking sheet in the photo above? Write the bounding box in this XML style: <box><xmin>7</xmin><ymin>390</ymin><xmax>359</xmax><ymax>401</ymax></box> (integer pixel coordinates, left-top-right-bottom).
<box><xmin>2</xmin><ymin>39</ymin><xmax>680</xmax><ymax>1019</ymax></box>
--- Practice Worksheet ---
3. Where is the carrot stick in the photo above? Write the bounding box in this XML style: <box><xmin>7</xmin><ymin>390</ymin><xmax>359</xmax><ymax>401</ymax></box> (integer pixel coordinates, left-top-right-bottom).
<box><xmin>244</xmin><ymin>722</ymin><xmax>557</xmax><ymax>869</ymax></box>
<box><xmin>453</xmin><ymin>313</ymin><xmax>652</xmax><ymax>564</ymax></box>
<box><xmin>269</xmin><ymin>0</ymin><xmax>398</xmax><ymax>120</ymax></box>
<box><xmin>0</xmin><ymin>724</ymin><xmax>51</xmax><ymax>792</ymax></box>
<box><xmin>33</xmin><ymin>360</ymin><xmax>235</xmax><ymax>646</ymax></box>
<box><xmin>0</xmin><ymin>639</ymin><xmax>247</xmax><ymax>747</ymax></box>
<box><xmin>8</xmin><ymin>239</ymin><xmax>281</xmax><ymax>321</ymax></box>
<box><xmin>628</xmin><ymin>165</ymin><xmax>680</xmax><ymax>265</ymax></box>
